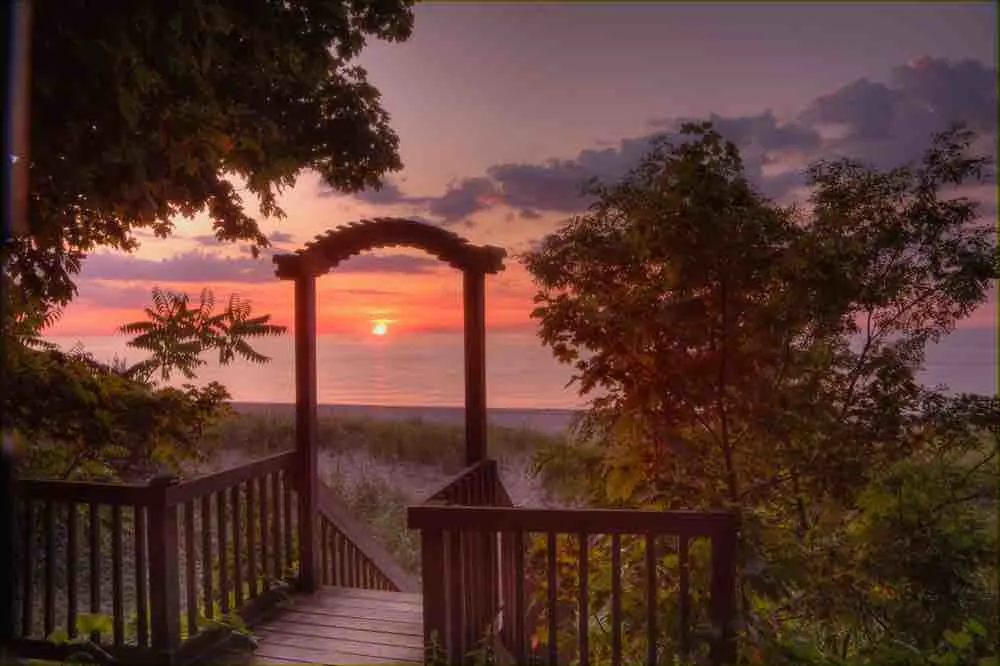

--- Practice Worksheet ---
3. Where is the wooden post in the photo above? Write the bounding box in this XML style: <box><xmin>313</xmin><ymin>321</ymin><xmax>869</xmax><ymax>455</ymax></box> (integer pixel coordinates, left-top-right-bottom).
<box><xmin>294</xmin><ymin>274</ymin><xmax>320</xmax><ymax>592</ymax></box>
<box><xmin>147</xmin><ymin>474</ymin><xmax>180</xmax><ymax>663</ymax></box>
<box><xmin>420</xmin><ymin>529</ymin><xmax>447</xmax><ymax>661</ymax></box>
<box><xmin>463</xmin><ymin>269</ymin><xmax>487</xmax><ymax>465</ymax></box>
<box><xmin>709</xmin><ymin>513</ymin><xmax>739</xmax><ymax>665</ymax></box>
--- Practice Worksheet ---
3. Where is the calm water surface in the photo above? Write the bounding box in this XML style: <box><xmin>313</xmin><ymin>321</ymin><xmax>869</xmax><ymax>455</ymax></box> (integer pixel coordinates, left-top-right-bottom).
<box><xmin>47</xmin><ymin>327</ymin><xmax>994</xmax><ymax>409</ymax></box>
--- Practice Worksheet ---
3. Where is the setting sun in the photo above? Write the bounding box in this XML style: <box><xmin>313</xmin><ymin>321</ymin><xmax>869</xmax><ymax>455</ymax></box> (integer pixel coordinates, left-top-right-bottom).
<box><xmin>371</xmin><ymin>321</ymin><xmax>389</xmax><ymax>336</ymax></box>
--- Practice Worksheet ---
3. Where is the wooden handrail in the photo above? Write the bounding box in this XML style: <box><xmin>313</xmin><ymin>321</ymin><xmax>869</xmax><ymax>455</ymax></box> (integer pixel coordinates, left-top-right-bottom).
<box><xmin>423</xmin><ymin>461</ymin><xmax>488</xmax><ymax>504</ymax></box>
<box><xmin>316</xmin><ymin>481</ymin><xmax>419</xmax><ymax>593</ymax></box>
<box><xmin>165</xmin><ymin>450</ymin><xmax>296</xmax><ymax>506</ymax></box>
<box><xmin>15</xmin><ymin>479</ymin><xmax>154</xmax><ymax>506</ymax></box>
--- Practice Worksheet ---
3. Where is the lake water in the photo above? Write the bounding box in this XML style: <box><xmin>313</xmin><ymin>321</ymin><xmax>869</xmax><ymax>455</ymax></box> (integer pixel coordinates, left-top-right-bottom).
<box><xmin>47</xmin><ymin>327</ymin><xmax>994</xmax><ymax>409</ymax></box>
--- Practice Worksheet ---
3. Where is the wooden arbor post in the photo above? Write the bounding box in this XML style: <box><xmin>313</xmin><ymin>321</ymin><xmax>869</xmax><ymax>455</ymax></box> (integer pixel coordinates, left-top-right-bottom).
<box><xmin>293</xmin><ymin>272</ymin><xmax>320</xmax><ymax>592</ymax></box>
<box><xmin>463</xmin><ymin>269</ymin><xmax>487</xmax><ymax>465</ymax></box>
<box><xmin>273</xmin><ymin>218</ymin><xmax>506</xmax><ymax>589</ymax></box>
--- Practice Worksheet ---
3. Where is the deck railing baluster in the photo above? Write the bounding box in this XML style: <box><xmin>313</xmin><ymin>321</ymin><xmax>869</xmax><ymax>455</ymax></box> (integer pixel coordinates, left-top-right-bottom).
<box><xmin>183</xmin><ymin>501</ymin><xmax>197</xmax><ymax>637</ymax></box>
<box><xmin>645</xmin><ymin>533</ymin><xmax>657</xmax><ymax>666</ymax></box>
<box><xmin>282</xmin><ymin>472</ymin><xmax>293</xmax><ymax>580</ymax></box>
<box><xmin>247</xmin><ymin>476</ymin><xmax>257</xmax><ymax>599</ymax></box>
<box><xmin>67</xmin><ymin>502</ymin><xmax>78</xmax><ymax>638</ymax></box>
<box><xmin>270</xmin><ymin>473</ymin><xmax>281</xmax><ymax>582</ymax></box>
<box><xmin>135</xmin><ymin>505</ymin><xmax>149</xmax><ymax>648</ymax></box>
<box><xmin>679</xmin><ymin>535</ymin><xmax>691</xmax><ymax>660</ymax></box>
<box><xmin>320</xmin><ymin>519</ymin><xmax>329</xmax><ymax>586</ymax></box>
<box><xmin>578</xmin><ymin>532</ymin><xmax>589</xmax><ymax>666</ymax></box>
<box><xmin>88</xmin><ymin>503</ymin><xmax>100</xmax><ymax>643</ymax></box>
<box><xmin>611</xmin><ymin>533</ymin><xmax>622</xmax><ymax>666</ymax></box>
<box><xmin>20</xmin><ymin>500</ymin><xmax>34</xmax><ymax>638</ymax></box>
<box><xmin>217</xmin><ymin>491</ymin><xmax>230</xmax><ymax>615</ymax></box>
<box><xmin>231</xmin><ymin>484</ymin><xmax>243</xmax><ymax>608</ymax></box>
<box><xmin>111</xmin><ymin>504</ymin><xmax>124</xmax><ymax>645</ymax></box>
<box><xmin>258</xmin><ymin>476</ymin><xmax>269</xmax><ymax>592</ymax></box>
<box><xmin>43</xmin><ymin>499</ymin><xmax>55</xmax><ymax>639</ymax></box>
<box><xmin>200</xmin><ymin>495</ymin><xmax>213</xmax><ymax>621</ymax></box>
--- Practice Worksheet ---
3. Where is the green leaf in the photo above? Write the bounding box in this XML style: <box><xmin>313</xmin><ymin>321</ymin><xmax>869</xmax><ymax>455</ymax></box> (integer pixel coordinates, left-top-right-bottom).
<box><xmin>943</xmin><ymin>629</ymin><xmax>972</xmax><ymax>650</ymax></box>
<box><xmin>966</xmin><ymin>619</ymin><xmax>986</xmax><ymax>637</ymax></box>
<box><xmin>46</xmin><ymin>628</ymin><xmax>70</xmax><ymax>644</ymax></box>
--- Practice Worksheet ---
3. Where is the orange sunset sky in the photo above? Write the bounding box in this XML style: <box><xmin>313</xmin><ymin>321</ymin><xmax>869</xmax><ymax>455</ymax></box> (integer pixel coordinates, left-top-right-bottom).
<box><xmin>47</xmin><ymin>4</ymin><xmax>997</xmax><ymax>340</ymax></box>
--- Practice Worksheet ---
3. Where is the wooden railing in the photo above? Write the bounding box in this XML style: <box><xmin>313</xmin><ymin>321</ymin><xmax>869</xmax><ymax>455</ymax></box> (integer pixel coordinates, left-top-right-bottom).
<box><xmin>161</xmin><ymin>450</ymin><xmax>300</xmax><ymax>658</ymax></box>
<box><xmin>409</xmin><ymin>471</ymin><xmax>739</xmax><ymax>666</ymax></box>
<box><xmin>14</xmin><ymin>478</ymin><xmax>161</xmax><ymax>663</ymax></box>
<box><xmin>424</xmin><ymin>459</ymin><xmax>504</xmax><ymax>506</ymax></box>
<box><xmin>12</xmin><ymin>448</ymin><xmax>426</xmax><ymax>664</ymax></box>
<box><xmin>411</xmin><ymin>459</ymin><xmax>509</xmax><ymax>664</ymax></box>
<box><xmin>12</xmin><ymin>450</ymin><xmax>300</xmax><ymax>664</ymax></box>
<box><xmin>317</xmin><ymin>480</ymin><xmax>419</xmax><ymax>593</ymax></box>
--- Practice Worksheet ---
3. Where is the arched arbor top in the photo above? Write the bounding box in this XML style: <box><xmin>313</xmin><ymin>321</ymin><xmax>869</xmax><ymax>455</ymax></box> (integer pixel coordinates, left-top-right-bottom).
<box><xmin>273</xmin><ymin>217</ymin><xmax>507</xmax><ymax>279</ymax></box>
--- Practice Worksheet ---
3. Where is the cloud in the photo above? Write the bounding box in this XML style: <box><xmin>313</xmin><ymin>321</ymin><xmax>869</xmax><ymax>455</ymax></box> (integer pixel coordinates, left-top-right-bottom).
<box><xmin>799</xmin><ymin>57</ymin><xmax>997</xmax><ymax>169</ymax></box>
<box><xmin>191</xmin><ymin>230</ymin><xmax>296</xmax><ymax>248</ymax></box>
<box><xmin>347</xmin><ymin>180</ymin><xmax>416</xmax><ymax>206</ymax></box>
<box><xmin>652</xmin><ymin>110</ymin><xmax>821</xmax><ymax>153</ymax></box>
<box><xmin>76</xmin><ymin>282</ymin><xmax>155</xmax><ymax>309</ymax></box>
<box><xmin>427</xmin><ymin>177</ymin><xmax>499</xmax><ymax>222</ymax></box>
<box><xmin>268</xmin><ymin>231</ymin><xmax>295</xmax><ymax>246</ymax></box>
<box><xmin>367</xmin><ymin>57</ymin><xmax>995</xmax><ymax>220</ymax></box>
<box><xmin>80</xmin><ymin>249</ymin><xmax>442</xmax><ymax>284</ymax></box>
<box><xmin>484</xmin><ymin>135</ymin><xmax>660</xmax><ymax>214</ymax></box>
<box><xmin>82</xmin><ymin>251</ymin><xmax>275</xmax><ymax>283</ymax></box>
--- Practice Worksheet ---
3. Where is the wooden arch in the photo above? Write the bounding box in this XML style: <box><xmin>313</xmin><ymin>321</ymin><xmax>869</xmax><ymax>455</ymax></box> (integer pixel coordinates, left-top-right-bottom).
<box><xmin>273</xmin><ymin>218</ymin><xmax>506</xmax><ymax>592</ymax></box>
<box><xmin>273</xmin><ymin>217</ymin><xmax>506</xmax><ymax>278</ymax></box>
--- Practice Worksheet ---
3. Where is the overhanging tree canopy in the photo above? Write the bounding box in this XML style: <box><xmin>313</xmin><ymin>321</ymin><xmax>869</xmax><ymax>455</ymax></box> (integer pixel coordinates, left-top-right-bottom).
<box><xmin>9</xmin><ymin>0</ymin><xmax>415</xmax><ymax>316</ymax></box>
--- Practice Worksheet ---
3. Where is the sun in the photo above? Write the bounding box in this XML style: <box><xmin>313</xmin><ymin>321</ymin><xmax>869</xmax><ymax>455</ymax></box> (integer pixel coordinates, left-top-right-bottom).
<box><xmin>371</xmin><ymin>321</ymin><xmax>389</xmax><ymax>336</ymax></box>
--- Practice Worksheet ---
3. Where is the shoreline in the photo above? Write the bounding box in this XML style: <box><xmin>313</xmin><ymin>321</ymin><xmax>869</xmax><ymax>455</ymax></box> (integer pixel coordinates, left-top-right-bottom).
<box><xmin>230</xmin><ymin>401</ymin><xmax>580</xmax><ymax>435</ymax></box>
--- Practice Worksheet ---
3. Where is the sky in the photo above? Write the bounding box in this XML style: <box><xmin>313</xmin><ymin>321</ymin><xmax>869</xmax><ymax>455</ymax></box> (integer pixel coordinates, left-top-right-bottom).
<box><xmin>49</xmin><ymin>2</ymin><xmax>998</xmax><ymax>340</ymax></box>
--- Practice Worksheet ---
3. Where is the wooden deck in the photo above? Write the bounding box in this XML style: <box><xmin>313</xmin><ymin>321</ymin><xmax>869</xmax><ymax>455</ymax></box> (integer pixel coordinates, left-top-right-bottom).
<box><xmin>247</xmin><ymin>586</ymin><xmax>425</xmax><ymax>665</ymax></box>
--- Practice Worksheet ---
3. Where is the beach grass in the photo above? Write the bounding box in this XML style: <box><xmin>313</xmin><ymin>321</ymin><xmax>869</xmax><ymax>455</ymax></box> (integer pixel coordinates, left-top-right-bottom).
<box><xmin>210</xmin><ymin>409</ymin><xmax>563</xmax><ymax>473</ymax></box>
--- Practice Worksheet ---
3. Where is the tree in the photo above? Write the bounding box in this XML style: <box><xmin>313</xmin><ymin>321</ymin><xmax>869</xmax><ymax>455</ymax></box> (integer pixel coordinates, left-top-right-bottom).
<box><xmin>524</xmin><ymin>122</ymin><xmax>998</xmax><ymax>661</ymax></box>
<box><xmin>1</xmin><ymin>0</ymin><xmax>414</xmax><ymax>478</ymax></box>
<box><xmin>7</xmin><ymin>0</ymin><xmax>414</xmax><ymax>316</ymax></box>
<box><xmin>7</xmin><ymin>287</ymin><xmax>286</xmax><ymax>481</ymax></box>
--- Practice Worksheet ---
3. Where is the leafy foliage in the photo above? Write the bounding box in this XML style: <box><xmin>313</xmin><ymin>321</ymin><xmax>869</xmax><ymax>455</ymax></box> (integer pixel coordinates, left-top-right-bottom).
<box><xmin>119</xmin><ymin>287</ymin><xmax>285</xmax><ymax>382</ymax></box>
<box><xmin>4</xmin><ymin>0</ymin><xmax>409</xmax><ymax>483</ymax></box>
<box><xmin>524</xmin><ymin>122</ymin><xmax>998</xmax><ymax>663</ymax></box>
<box><xmin>6</xmin><ymin>288</ymin><xmax>283</xmax><ymax>481</ymax></box>
<box><xmin>8</xmin><ymin>0</ymin><xmax>414</xmax><ymax>317</ymax></box>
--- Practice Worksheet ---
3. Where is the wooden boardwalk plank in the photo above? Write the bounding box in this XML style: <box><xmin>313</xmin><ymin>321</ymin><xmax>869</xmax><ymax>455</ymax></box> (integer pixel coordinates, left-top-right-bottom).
<box><xmin>277</xmin><ymin>610</ymin><xmax>423</xmax><ymax>638</ymax></box>
<box><xmin>247</xmin><ymin>587</ymin><xmax>425</xmax><ymax>665</ymax></box>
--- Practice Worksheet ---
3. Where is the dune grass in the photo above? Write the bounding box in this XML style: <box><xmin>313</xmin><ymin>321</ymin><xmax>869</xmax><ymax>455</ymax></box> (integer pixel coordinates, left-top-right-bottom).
<box><xmin>209</xmin><ymin>410</ymin><xmax>563</xmax><ymax>473</ymax></box>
